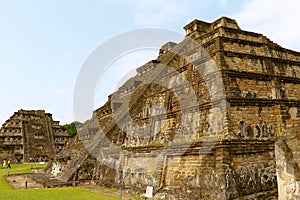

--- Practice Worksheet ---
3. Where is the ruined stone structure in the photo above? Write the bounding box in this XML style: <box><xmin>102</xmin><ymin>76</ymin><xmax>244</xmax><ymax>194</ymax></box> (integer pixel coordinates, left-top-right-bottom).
<box><xmin>275</xmin><ymin>139</ymin><xmax>300</xmax><ymax>200</ymax></box>
<box><xmin>0</xmin><ymin>110</ymin><xmax>71</xmax><ymax>163</ymax></box>
<box><xmin>51</xmin><ymin>17</ymin><xmax>300</xmax><ymax>199</ymax></box>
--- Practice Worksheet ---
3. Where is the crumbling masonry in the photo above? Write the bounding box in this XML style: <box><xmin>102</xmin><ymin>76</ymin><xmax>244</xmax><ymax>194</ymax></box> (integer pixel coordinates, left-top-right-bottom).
<box><xmin>0</xmin><ymin>110</ymin><xmax>71</xmax><ymax>163</ymax></box>
<box><xmin>51</xmin><ymin>17</ymin><xmax>300</xmax><ymax>199</ymax></box>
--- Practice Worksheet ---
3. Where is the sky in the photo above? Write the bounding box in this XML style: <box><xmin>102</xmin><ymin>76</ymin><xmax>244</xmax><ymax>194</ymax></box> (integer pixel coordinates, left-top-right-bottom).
<box><xmin>0</xmin><ymin>0</ymin><xmax>300</xmax><ymax>125</ymax></box>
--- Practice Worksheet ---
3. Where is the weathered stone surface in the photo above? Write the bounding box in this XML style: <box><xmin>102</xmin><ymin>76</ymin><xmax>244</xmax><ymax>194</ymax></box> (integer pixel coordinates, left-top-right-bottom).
<box><xmin>49</xmin><ymin>17</ymin><xmax>300</xmax><ymax>199</ymax></box>
<box><xmin>275</xmin><ymin>139</ymin><xmax>300</xmax><ymax>200</ymax></box>
<box><xmin>0</xmin><ymin>109</ymin><xmax>72</xmax><ymax>163</ymax></box>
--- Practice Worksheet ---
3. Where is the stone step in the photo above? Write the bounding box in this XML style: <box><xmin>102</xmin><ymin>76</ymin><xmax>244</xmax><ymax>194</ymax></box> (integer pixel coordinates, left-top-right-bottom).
<box><xmin>28</xmin><ymin>173</ymin><xmax>72</xmax><ymax>188</ymax></box>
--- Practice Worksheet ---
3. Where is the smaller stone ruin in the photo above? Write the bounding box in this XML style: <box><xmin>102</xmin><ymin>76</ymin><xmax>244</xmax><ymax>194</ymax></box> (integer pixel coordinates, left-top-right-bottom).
<box><xmin>0</xmin><ymin>109</ymin><xmax>72</xmax><ymax>163</ymax></box>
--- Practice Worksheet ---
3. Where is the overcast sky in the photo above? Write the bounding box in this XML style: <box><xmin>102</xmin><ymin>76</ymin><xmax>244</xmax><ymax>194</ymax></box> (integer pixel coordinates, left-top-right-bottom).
<box><xmin>0</xmin><ymin>0</ymin><xmax>300</xmax><ymax>125</ymax></box>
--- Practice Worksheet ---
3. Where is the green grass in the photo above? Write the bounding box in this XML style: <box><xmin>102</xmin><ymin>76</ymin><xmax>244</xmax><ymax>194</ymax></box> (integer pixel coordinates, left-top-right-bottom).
<box><xmin>0</xmin><ymin>164</ymin><xmax>119</xmax><ymax>200</ymax></box>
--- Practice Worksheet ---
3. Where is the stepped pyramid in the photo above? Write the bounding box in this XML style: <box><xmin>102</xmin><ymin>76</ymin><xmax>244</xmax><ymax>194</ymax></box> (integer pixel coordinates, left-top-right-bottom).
<box><xmin>0</xmin><ymin>110</ymin><xmax>71</xmax><ymax>163</ymax></box>
<box><xmin>54</xmin><ymin>17</ymin><xmax>300</xmax><ymax>199</ymax></box>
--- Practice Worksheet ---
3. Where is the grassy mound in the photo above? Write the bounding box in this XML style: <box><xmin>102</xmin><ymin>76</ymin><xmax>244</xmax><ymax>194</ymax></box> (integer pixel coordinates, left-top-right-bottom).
<box><xmin>0</xmin><ymin>163</ymin><xmax>118</xmax><ymax>200</ymax></box>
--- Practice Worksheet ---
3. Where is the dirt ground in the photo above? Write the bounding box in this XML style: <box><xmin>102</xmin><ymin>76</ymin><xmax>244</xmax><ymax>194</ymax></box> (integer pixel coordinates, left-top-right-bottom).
<box><xmin>6</xmin><ymin>174</ymin><xmax>43</xmax><ymax>190</ymax></box>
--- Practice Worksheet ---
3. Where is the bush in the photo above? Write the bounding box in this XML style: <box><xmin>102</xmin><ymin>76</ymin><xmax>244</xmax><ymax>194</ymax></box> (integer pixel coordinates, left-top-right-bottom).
<box><xmin>61</xmin><ymin>121</ymin><xmax>81</xmax><ymax>136</ymax></box>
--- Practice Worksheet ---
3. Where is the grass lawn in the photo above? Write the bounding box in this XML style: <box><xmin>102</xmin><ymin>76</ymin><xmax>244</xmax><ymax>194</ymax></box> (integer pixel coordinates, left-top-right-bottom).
<box><xmin>0</xmin><ymin>164</ymin><xmax>119</xmax><ymax>200</ymax></box>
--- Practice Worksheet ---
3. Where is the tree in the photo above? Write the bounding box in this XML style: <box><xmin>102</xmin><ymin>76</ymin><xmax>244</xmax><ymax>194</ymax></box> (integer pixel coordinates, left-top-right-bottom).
<box><xmin>61</xmin><ymin>121</ymin><xmax>81</xmax><ymax>136</ymax></box>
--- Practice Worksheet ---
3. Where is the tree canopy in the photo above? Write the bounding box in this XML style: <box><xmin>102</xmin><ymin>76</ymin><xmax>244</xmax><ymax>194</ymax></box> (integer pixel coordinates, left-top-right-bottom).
<box><xmin>61</xmin><ymin>121</ymin><xmax>81</xmax><ymax>136</ymax></box>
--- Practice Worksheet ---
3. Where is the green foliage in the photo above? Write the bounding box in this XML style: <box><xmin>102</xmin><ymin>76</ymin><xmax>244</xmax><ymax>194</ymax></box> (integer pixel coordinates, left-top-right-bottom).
<box><xmin>148</xmin><ymin>140</ymin><xmax>166</xmax><ymax>147</ymax></box>
<box><xmin>61</xmin><ymin>121</ymin><xmax>81</xmax><ymax>136</ymax></box>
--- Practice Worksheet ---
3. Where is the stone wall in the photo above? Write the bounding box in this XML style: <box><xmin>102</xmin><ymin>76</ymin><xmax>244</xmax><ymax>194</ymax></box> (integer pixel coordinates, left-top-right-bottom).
<box><xmin>275</xmin><ymin>139</ymin><xmax>300</xmax><ymax>200</ymax></box>
<box><xmin>0</xmin><ymin>110</ymin><xmax>71</xmax><ymax>163</ymax></box>
<box><xmin>228</xmin><ymin>105</ymin><xmax>279</xmax><ymax>138</ymax></box>
<box><xmin>51</xmin><ymin>17</ymin><xmax>300</xmax><ymax>199</ymax></box>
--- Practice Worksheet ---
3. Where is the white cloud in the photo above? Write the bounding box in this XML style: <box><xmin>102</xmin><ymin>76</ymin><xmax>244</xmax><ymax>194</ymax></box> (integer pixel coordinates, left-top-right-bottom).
<box><xmin>234</xmin><ymin>0</ymin><xmax>300</xmax><ymax>51</ymax></box>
